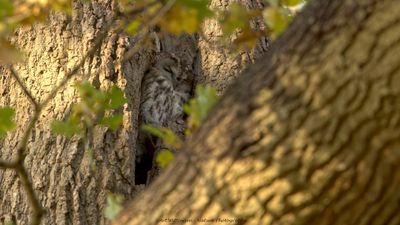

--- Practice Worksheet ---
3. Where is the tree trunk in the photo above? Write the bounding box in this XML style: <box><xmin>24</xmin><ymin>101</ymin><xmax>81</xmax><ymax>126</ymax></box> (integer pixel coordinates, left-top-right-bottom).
<box><xmin>196</xmin><ymin>0</ymin><xmax>269</xmax><ymax>93</ymax></box>
<box><xmin>0</xmin><ymin>1</ymin><xmax>150</xmax><ymax>224</ymax></box>
<box><xmin>1</xmin><ymin>0</ymin><xmax>263</xmax><ymax>224</ymax></box>
<box><xmin>114</xmin><ymin>0</ymin><xmax>400</xmax><ymax>224</ymax></box>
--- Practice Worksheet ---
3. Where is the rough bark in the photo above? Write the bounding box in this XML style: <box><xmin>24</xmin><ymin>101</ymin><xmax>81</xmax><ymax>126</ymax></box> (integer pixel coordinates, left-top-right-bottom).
<box><xmin>1</xmin><ymin>0</ymin><xmax>255</xmax><ymax>224</ymax></box>
<box><xmin>0</xmin><ymin>1</ymin><xmax>149</xmax><ymax>224</ymax></box>
<box><xmin>196</xmin><ymin>0</ymin><xmax>269</xmax><ymax>93</ymax></box>
<box><xmin>114</xmin><ymin>0</ymin><xmax>400</xmax><ymax>225</ymax></box>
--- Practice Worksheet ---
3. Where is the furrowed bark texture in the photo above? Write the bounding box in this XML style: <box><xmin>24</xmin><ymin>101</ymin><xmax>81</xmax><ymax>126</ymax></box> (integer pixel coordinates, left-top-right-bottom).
<box><xmin>115</xmin><ymin>0</ymin><xmax>400</xmax><ymax>224</ymax></box>
<box><xmin>196</xmin><ymin>0</ymin><xmax>269</xmax><ymax>93</ymax></box>
<box><xmin>1</xmin><ymin>0</ymin><xmax>264</xmax><ymax>224</ymax></box>
<box><xmin>0</xmin><ymin>1</ymin><xmax>151</xmax><ymax>224</ymax></box>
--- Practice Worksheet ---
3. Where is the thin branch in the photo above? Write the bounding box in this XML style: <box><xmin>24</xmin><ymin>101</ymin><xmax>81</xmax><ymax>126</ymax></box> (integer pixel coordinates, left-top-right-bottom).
<box><xmin>0</xmin><ymin>12</ymin><xmax>119</xmax><ymax>225</ymax></box>
<box><xmin>15</xmin><ymin>163</ymin><xmax>44</xmax><ymax>225</ymax></box>
<box><xmin>0</xmin><ymin>159</ymin><xmax>17</xmax><ymax>168</ymax></box>
<box><xmin>0</xmin><ymin>2</ymin><xmax>168</xmax><ymax>225</ymax></box>
<box><xmin>16</xmin><ymin>18</ymin><xmax>120</xmax><ymax>160</ymax></box>
<box><xmin>41</xmin><ymin>22</ymin><xmax>118</xmax><ymax>109</ymax></box>
<box><xmin>7</xmin><ymin>65</ymin><xmax>40</xmax><ymax>111</ymax></box>
<box><xmin>121</xmin><ymin>0</ymin><xmax>177</xmax><ymax>63</ymax></box>
<box><xmin>0</xmin><ymin>0</ymin><xmax>161</xmax><ymax>163</ymax></box>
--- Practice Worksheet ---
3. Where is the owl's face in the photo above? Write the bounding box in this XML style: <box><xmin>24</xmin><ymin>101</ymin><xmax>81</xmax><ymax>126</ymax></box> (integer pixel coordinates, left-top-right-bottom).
<box><xmin>163</xmin><ymin>62</ymin><xmax>182</xmax><ymax>82</ymax></box>
<box><xmin>153</xmin><ymin>52</ymin><xmax>193</xmax><ymax>91</ymax></box>
<box><xmin>155</xmin><ymin>53</ymin><xmax>181</xmax><ymax>81</ymax></box>
<box><xmin>174</xmin><ymin>67</ymin><xmax>194</xmax><ymax>93</ymax></box>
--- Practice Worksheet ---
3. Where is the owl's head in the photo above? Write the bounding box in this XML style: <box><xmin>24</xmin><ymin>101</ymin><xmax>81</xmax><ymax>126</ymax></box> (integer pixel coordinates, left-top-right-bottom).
<box><xmin>177</xmin><ymin>66</ymin><xmax>194</xmax><ymax>84</ymax></box>
<box><xmin>154</xmin><ymin>52</ymin><xmax>182</xmax><ymax>80</ymax></box>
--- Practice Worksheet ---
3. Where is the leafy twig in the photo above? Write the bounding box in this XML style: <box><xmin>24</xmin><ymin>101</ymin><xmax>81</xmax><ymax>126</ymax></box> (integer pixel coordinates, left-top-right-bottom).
<box><xmin>0</xmin><ymin>1</ymin><xmax>171</xmax><ymax>225</ymax></box>
<box><xmin>121</xmin><ymin>0</ymin><xmax>177</xmax><ymax>63</ymax></box>
<box><xmin>0</xmin><ymin>12</ymin><xmax>119</xmax><ymax>225</ymax></box>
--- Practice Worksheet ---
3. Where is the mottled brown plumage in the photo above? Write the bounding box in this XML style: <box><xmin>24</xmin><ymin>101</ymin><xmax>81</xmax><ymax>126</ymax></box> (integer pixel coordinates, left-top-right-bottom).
<box><xmin>140</xmin><ymin>52</ymin><xmax>192</xmax><ymax>129</ymax></box>
<box><xmin>135</xmin><ymin>52</ymin><xmax>193</xmax><ymax>184</ymax></box>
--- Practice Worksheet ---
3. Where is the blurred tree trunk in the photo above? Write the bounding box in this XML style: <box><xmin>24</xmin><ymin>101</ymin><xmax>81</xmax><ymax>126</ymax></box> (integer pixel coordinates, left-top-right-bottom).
<box><xmin>0</xmin><ymin>0</ymin><xmax>265</xmax><ymax>225</ymax></box>
<box><xmin>114</xmin><ymin>0</ymin><xmax>400</xmax><ymax>225</ymax></box>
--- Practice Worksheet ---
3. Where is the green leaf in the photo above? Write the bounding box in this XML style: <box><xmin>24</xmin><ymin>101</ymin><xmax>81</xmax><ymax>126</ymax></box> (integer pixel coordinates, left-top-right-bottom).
<box><xmin>126</xmin><ymin>19</ymin><xmax>141</xmax><ymax>34</ymax></box>
<box><xmin>221</xmin><ymin>3</ymin><xmax>248</xmax><ymax>36</ymax></box>
<box><xmin>156</xmin><ymin>150</ymin><xmax>175</xmax><ymax>168</ymax></box>
<box><xmin>51</xmin><ymin>120</ymin><xmax>83</xmax><ymax>138</ymax></box>
<box><xmin>281</xmin><ymin>0</ymin><xmax>302</xmax><ymax>7</ymax></box>
<box><xmin>179</xmin><ymin>0</ymin><xmax>213</xmax><ymax>19</ymax></box>
<box><xmin>0</xmin><ymin>0</ymin><xmax>13</xmax><ymax>17</ymax></box>
<box><xmin>0</xmin><ymin>106</ymin><xmax>16</xmax><ymax>138</ymax></box>
<box><xmin>105</xmin><ymin>193</ymin><xmax>124</xmax><ymax>220</ymax></box>
<box><xmin>51</xmin><ymin>82</ymin><xmax>126</xmax><ymax>138</ymax></box>
<box><xmin>141</xmin><ymin>124</ymin><xmax>183</xmax><ymax>149</ymax></box>
<box><xmin>100</xmin><ymin>114</ymin><xmax>123</xmax><ymax>131</ymax></box>
<box><xmin>106</xmin><ymin>86</ymin><xmax>126</xmax><ymax>109</ymax></box>
<box><xmin>266</xmin><ymin>0</ymin><xmax>279</xmax><ymax>7</ymax></box>
<box><xmin>263</xmin><ymin>6</ymin><xmax>291</xmax><ymax>39</ymax></box>
<box><xmin>157</xmin><ymin>0</ymin><xmax>213</xmax><ymax>34</ymax></box>
<box><xmin>184</xmin><ymin>85</ymin><xmax>219</xmax><ymax>131</ymax></box>
<box><xmin>51</xmin><ymin>0</ymin><xmax>74</xmax><ymax>14</ymax></box>
<box><xmin>76</xmin><ymin>81</ymin><xmax>106</xmax><ymax>108</ymax></box>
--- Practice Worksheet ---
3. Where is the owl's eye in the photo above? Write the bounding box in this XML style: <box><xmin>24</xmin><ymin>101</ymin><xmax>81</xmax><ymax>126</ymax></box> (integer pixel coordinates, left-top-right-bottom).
<box><xmin>164</xmin><ymin>66</ymin><xmax>172</xmax><ymax>73</ymax></box>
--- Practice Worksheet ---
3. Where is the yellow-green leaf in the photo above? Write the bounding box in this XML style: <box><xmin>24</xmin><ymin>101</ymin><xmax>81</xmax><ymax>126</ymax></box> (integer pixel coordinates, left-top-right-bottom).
<box><xmin>0</xmin><ymin>106</ymin><xmax>16</xmax><ymax>138</ymax></box>
<box><xmin>51</xmin><ymin>120</ymin><xmax>83</xmax><ymax>138</ymax></box>
<box><xmin>100</xmin><ymin>114</ymin><xmax>123</xmax><ymax>132</ymax></box>
<box><xmin>157</xmin><ymin>4</ymin><xmax>199</xmax><ymax>34</ymax></box>
<box><xmin>141</xmin><ymin>124</ymin><xmax>183</xmax><ymax>149</ymax></box>
<box><xmin>126</xmin><ymin>19</ymin><xmax>141</xmax><ymax>34</ymax></box>
<box><xmin>281</xmin><ymin>0</ymin><xmax>303</xmax><ymax>7</ymax></box>
<box><xmin>184</xmin><ymin>85</ymin><xmax>218</xmax><ymax>133</ymax></box>
<box><xmin>156</xmin><ymin>150</ymin><xmax>174</xmax><ymax>168</ymax></box>
<box><xmin>0</xmin><ymin>0</ymin><xmax>13</xmax><ymax>17</ymax></box>
<box><xmin>105</xmin><ymin>193</ymin><xmax>124</xmax><ymax>220</ymax></box>
<box><xmin>263</xmin><ymin>7</ymin><xmax>291</xmax><ymax>39</ymax></box>
<box><xmin>106</xmin><ymin>86</ymin><xmax>126</xmax><ymax>109</ymax></box>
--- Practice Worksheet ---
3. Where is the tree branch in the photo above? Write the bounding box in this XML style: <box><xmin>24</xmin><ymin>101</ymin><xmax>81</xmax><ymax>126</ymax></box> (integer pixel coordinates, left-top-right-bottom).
<box><xmin>0</xmin><ymin>1</ymin><xmax>165</xmax><ymax>225</ymax></box>
<box><xmin>0</xmin><ymin>159</ymin><xmax>17</xmax><ymax>168</ymax></box>
<box><xmin>7</xmin><ymin>65</ymin><xmax>40</xmax><ymax>111</ymax></box>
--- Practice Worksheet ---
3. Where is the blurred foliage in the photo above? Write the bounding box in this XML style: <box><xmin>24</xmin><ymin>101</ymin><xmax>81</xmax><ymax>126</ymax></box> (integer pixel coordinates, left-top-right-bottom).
<box><xmin>141</xmin><ymin>124</ymin><xmax>180</xmax><ymax>167</ymax></box>
<box><xmin>263</xmin><ymin>6</ymin><xmax>291</xmax><ymax>39</ymax></box>
<box><xmin>264</xmin><ymin>0</ymin><xmax>306</xmax><ymax>38</ymax></box>
<box><xmin>158</xmin><ymin>0</ymin><xmax>213</xmax><ymax>34</ymax></box>
<box><xmin>0</xmin><ymin>0</ymin><xmax>81</xmax><ymax>64</ymax></box>
<box><xmin>142</xmin><ymin>85</ymin><xmax>219</xmax><ymax>168</ymax></box>
<box><xmin>184</xmin><ymin>85</ymin><xmax>219</xmax><ymax>135</ymax></box>
<box><xmin>0</xmin><ymin>106</ymin><xmax>16</xmax><ymax>138</ymax></box>
<box><xmin>0</xmin><ymin>0</ymin><xmax>306</xmax><ymax>176</ymax></box>
<box><xmin>156</xmin><ymin>150</ymin><xmax>175</xmax><ymax>168</ymax></box>
<box><xmin>0</xmin><ymin>0</ymin><xmax>306</xmax><ymax>63</ymax></box>
<box><xmin>105</xmin><ymin>193</ymin><xmax>124</xmax><ymax>220</ymax></box>
<box><xmin>51</xmin><ymin>81</ymin><xmax>126</xmax><ymax>137</ymax></box>
<box><xmin>218</xmin><ymin>3</ymin><xmax>265</xmax><ymax>49</ymax></box>
<box><xmin>141</xmin><ymin>124</ymin><xmax>183</xmax><ymax>149</ymax></box>
<box><xmin>0</xmin><ymin>3</ymin><xmax>308</xmax><ymax>222</ymax></box>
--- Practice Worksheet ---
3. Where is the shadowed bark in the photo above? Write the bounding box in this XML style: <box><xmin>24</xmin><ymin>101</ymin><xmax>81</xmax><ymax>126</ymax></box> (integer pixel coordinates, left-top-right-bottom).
<box><xmin>114</xmin><ymin>0</ymin><xmax>400</xmax><ymax>224</ymax></box>
<box><xmin>0</xmin><ymin>0</ymin><xmax>263</xmax><ymax>224</ymax></box>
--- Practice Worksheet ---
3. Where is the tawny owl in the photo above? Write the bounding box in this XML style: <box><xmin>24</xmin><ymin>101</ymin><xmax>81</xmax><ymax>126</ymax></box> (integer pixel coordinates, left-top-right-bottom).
<box><xmin>140</xmin><ymin>52</ymin><xmax>193</xmax><ymax>131</ymax></box>
<box><xmin>135</xmin><ymin>52</ymin><xmax>193</xmax><ymax>184</ymax></box>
